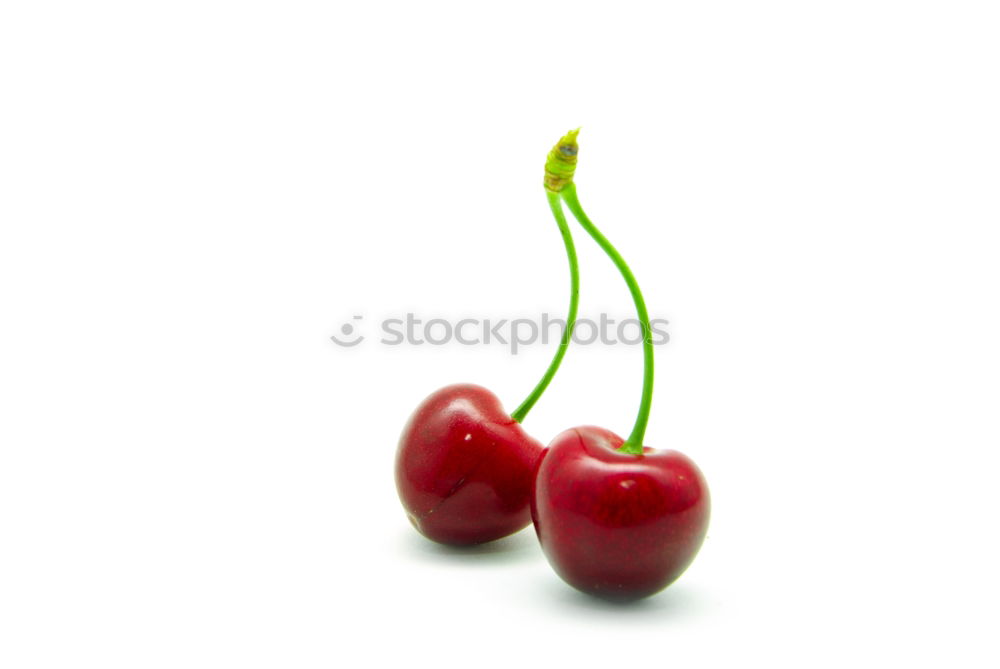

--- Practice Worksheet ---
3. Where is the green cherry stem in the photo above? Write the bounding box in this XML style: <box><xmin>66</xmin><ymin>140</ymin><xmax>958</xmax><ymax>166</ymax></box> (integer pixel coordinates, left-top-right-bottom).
<box><xmin>510</xmin><ymin>190</ymin><xmax>580</xmax><ymax>423</ymax></box>
<box><xmin>561</xmin><ymin>181</ymin><xmax>653</xmax><ymax>455</ymax></box>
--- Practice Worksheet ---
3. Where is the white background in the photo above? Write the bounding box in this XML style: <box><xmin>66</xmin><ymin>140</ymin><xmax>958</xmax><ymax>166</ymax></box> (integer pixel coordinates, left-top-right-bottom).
<box><xmin>2</xmin><ymin>1</ymin><xmax>998</xmax><ymax>667</ymax></box>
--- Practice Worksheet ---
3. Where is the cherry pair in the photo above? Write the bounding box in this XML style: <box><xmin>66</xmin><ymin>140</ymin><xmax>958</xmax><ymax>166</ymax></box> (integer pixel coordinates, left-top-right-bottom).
<box><xmin>395</xmin><ymin>130</ymin><xmax>709</xmax><ymax>601</ymax></box>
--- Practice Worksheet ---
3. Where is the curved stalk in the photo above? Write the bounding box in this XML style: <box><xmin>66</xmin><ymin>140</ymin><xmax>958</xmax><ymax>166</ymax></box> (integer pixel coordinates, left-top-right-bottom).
<box><xmin>511</xmin><ymin>191</ymin><xmax>580</xmax><ymax>423</ymax></box>
<box><xmin>561</xmin><ymin>182</ymin><xmax>653</xmax><ymax>454</ymax></box>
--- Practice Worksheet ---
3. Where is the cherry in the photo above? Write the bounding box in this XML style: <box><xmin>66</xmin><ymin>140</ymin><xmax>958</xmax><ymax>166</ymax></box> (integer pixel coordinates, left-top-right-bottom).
<box><xmin>530</xmin><ymin>130</ymin><xmax>711</xmax><ymax>600</ymax></box>
<box><xmin>395</xmin><ymin>384</ymin><xmax>543</xmax><ymax>545</ymax></box>
<box><xmin>395</xmin><ymin>138</ymin><xmax>581</xmax><ymax>545</ymax></box>
<box><xmin>532</xmin><ymin>426</ymin><xmax>709</xmax><ymax>600</ymax></box>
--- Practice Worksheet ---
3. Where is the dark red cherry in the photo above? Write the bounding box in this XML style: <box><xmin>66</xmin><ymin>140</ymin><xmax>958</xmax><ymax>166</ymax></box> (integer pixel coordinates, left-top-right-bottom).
<box><xmin>531</xmin><ymin>425</ymin><xmax>710</xmax><ymax>600</ymax></box>
<box><xmin>395</xmin><ymin>384</ymin><xmax>544</xmax><ymax>545</ymax></box>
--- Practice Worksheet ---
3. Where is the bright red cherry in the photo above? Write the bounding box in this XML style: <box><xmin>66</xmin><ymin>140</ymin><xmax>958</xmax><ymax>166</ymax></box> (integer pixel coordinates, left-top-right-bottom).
<box><xmin>395</xmin><ymin>134</ymin><xmax>582</xmax><ymax>547</ymax></box>
<box><xmin>532</xmin><ymin>425</ymin><xmax>710</xmax><ymax>601</ymax></box>
<box><xmin>395</xmin><ymin>384</ymin><xmax>544</xmax><ymax>546</ymax></box>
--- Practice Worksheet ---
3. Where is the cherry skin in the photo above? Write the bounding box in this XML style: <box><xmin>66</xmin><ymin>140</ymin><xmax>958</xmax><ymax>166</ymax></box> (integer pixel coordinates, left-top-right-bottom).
<box><xmin>531</xmin><ymin>425</ymin><xmax>710</xmax><ymax>601</ymax></box>
<box><xmin>395</xmin><ymin>384</ymin><xmax>544</xmax><ymax>546</ymax></box>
